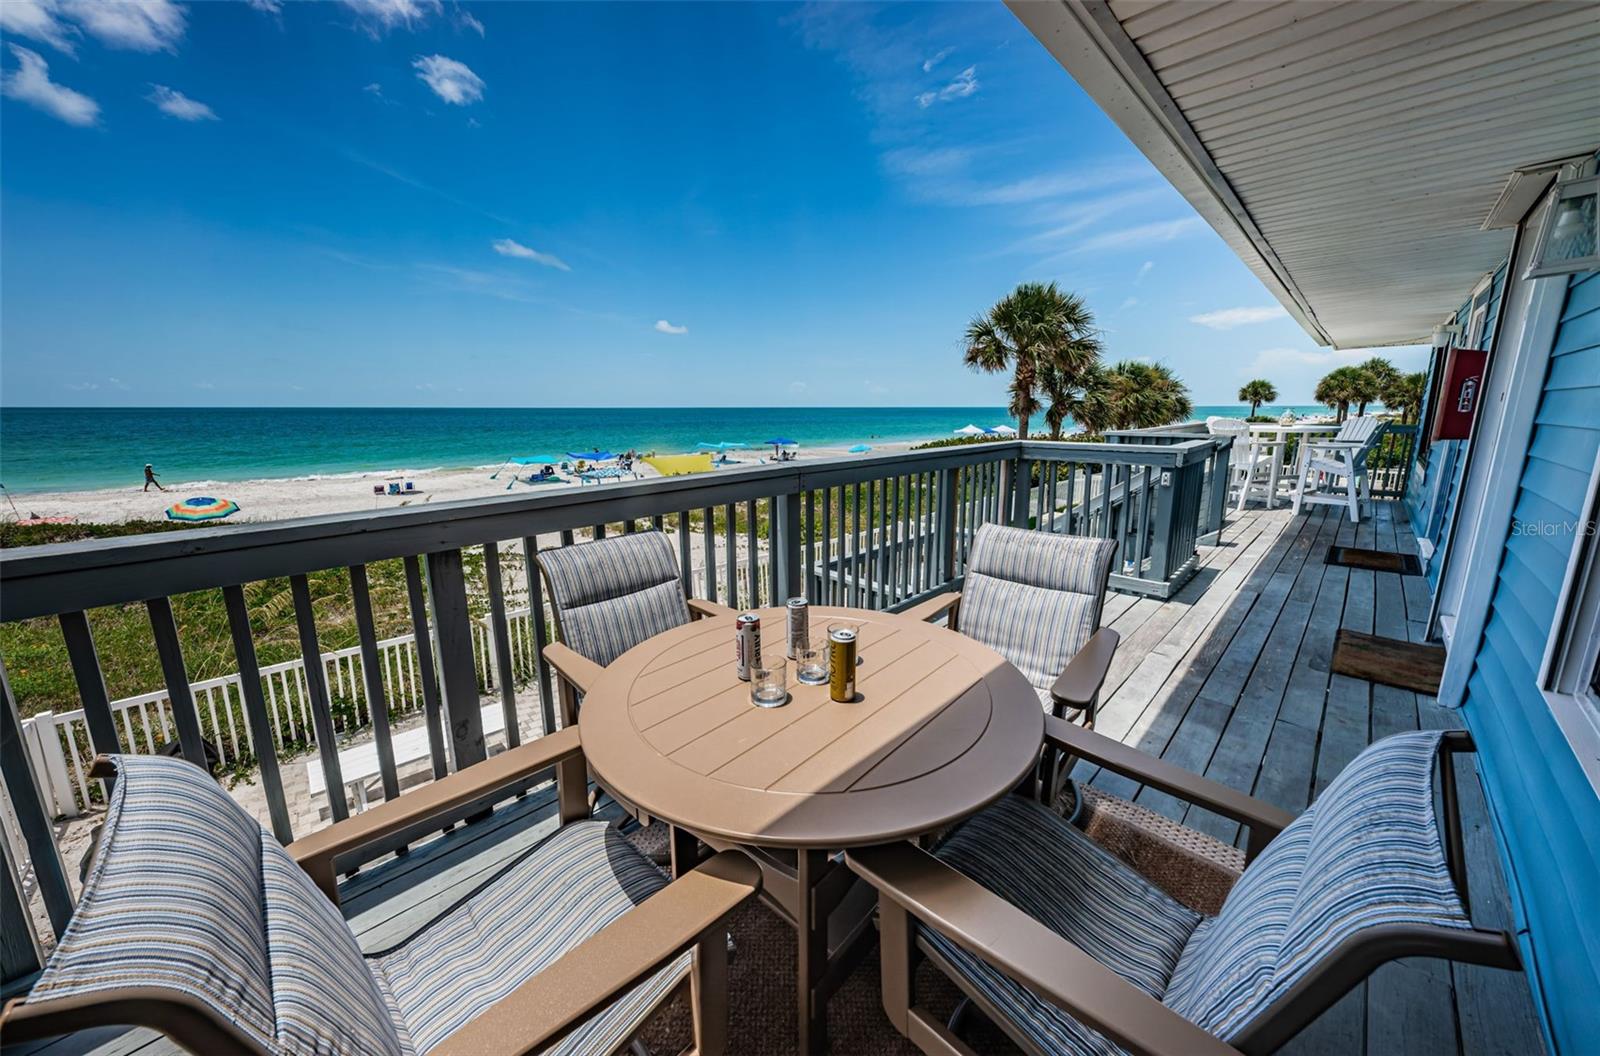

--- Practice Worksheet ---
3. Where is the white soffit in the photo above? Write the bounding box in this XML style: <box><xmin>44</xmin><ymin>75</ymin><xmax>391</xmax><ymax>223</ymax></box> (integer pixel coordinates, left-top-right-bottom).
<box><xmin>1009</xmin><ymin>0</ymin><xmax>1600</xmax><ymax>348</ymax></box>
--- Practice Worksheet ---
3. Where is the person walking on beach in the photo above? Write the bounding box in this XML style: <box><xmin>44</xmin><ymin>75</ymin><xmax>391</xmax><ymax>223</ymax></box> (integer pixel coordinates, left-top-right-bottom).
<box><xmin>143</xmin><ymin>464</ymin><xmax>166</xmax><ymax>492</ymax></box>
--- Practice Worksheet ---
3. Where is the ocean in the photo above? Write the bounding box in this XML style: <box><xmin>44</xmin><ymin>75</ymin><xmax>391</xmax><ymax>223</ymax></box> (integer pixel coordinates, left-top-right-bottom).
<box><xmin>0</xmin><ymin>405</ymin><xmax>1328</xmax><ymax>494</ymax></box>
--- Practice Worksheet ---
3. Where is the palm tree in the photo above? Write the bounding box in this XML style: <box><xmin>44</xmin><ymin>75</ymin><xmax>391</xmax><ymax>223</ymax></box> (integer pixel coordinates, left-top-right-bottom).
<box><xmin>1238</xmin><ymin>379</ymin><xmax>1278</xmax><ymax>417</ymax></box>
<box><xmin>1091</xmin><ymin>360</ymin><xmax>1194</xmax><ymax>432</ymax></box>
<box><xmin>1384</xmin><ymin>371</ymin><xmax>1427</xmax><ymax>424</ymax></box>
<box><xmin>1356</xmin><ymin>357</ymin><xmax>1398</xmax><ymax>415</ymax></box>
<box><xmin>1315</xmin><ymin>366</ymin><xmax>1366</xmax><ymax>421</ymax></box>
<box><xmin>1039</xmin><ymin>361</ymin><xmax>1108</xmax><ymax>439</ymax></box>
<box><xmin>964</xmin><ymin>282</ymin><xmax>1102</xmax><ymax>440</ymax></box>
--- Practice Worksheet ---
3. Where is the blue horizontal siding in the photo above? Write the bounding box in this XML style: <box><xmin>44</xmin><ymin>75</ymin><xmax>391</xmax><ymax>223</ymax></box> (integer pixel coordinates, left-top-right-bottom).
<box><xmin>1462</xmin><ymin>267</ymin><xmax>1600</xmax><ymax>1055</ymax></box>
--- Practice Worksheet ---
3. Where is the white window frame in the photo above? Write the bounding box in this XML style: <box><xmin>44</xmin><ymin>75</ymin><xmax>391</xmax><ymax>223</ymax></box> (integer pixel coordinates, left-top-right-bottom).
<box><xmin>1539</xmin><ymin>445</ymin><xmax>1600</xmax><ymax>797</ymax></box>
<box><xmin>1466</xmin><ymin>302</ymin><xmax>1489</xmax><ymax>349</ymax></box>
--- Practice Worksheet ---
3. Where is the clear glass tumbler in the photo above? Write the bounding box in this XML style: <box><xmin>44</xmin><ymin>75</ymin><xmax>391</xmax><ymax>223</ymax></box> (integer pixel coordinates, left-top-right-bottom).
<box><xmin>750</xmin><ymin>656</ymin><xmax>789</xmax><ymax>708</ymax></box>
<box><xmin>795</xmin><ymin>640</ymin><xmax>829</xmax><ymax>685</ymax></box>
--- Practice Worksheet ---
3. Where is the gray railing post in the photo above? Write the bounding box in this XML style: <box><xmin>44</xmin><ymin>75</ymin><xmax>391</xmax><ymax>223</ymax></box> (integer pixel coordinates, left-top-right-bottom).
<box><xmin>1202</xmin><ymin>439</ymin><xmax>1231</xmax><ymax>546</ymax></box>
<box><xmin>935</xmin><ymin>466</ymin><xmax>959</xmax><ymax>586</ymax></box>
<box><xmin>0</xmin><ymin>657</ymin><xmax>74</xmax><ymax>935</ymax></box>
<box><xmin>426</xmin><ymin>548</ymin><xmax>487</xmax><ymax>769</ymax></box>
<box><xmin>775</xmin><ymin>491</ymin><xmax>803</xmax><ymax>601</ymax></box>
<box><xmin>1147</xmin><ymin>464</ymin><xmax>1178</xmax><ymax>585</ymax></box>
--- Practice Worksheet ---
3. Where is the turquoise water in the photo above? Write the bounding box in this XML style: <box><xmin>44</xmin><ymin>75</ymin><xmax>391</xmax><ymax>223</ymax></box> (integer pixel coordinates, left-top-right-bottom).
<box><xmin>0</xmin><ymin>405</ymin><xmax>1326</xmax><ymax>493</ymax></box>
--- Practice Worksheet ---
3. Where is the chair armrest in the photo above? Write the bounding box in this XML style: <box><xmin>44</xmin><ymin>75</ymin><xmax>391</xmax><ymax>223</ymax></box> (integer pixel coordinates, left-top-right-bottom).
<box><xmin>289</xmin><ymin>726</ymin><xmax>584</xmax><ymax>902</ymax></box>
<box><xmin>1051</xmin><ymin>628</ymin><xmax>1120</xmax><ymax>709</ymax></box>
<box><xmin>1044</xmin><ymin>717</ymin><xmax>1293</xmax><ymax>855</ymax></box>
<box><xmin>687</xmin><ymin>597</ymin><xmax>737</xmax><ymax>621</ymax></box>
<box><xmin>901</xmin><ymin>590</ymin><xmax>961</xmax><ymax>626</ymax></box>
<box><xmin>428</xmin><ymin>851</ymin><xmax>762</xmax><ymax>1056</ymax></box>
<box><xmin>544</xmin><ymin>641</ymin><xmax>605</xmax><ymax>695</ymax></box>
<box><xmin>845</xmin><ymin>843</ymin><xmax>1241</xmax><ymax>1056</ymax></box>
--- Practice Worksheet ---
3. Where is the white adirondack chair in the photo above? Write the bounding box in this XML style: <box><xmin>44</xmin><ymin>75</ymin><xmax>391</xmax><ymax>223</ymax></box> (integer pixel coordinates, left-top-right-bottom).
<box><xmin>1292</xmin><ymin>415</ymin><xmax>1384</xmax><ymax>522</ymax></box>
<box><xmin>1208</xmin><ymin>416</ymin><xmax>1276</xmax><ymax>510</ymax></box>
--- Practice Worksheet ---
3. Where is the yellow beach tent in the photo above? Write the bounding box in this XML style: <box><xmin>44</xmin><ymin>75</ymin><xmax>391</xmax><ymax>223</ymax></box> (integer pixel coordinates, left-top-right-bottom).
<box><xmin>643</xmin><ymin>452</ymin><xmax>714</xmax><ymax>476</ymax></box>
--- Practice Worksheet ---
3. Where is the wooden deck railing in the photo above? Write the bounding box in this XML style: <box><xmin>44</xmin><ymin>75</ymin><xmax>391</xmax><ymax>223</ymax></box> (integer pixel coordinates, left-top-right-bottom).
<box><xmin>0</xmin><ymin>437</ymin><xmax>1224</xmax><ymax>984</ymax></box>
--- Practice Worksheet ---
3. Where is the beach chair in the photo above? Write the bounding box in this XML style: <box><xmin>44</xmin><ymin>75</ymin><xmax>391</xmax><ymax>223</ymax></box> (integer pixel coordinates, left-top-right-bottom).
<box><xmin>1206</xmin><ymin>417</ymin><xmax>1276</xmax><ymax>510</ymax></box>
<box><xmin>846</xmin><ymin>728</ymin><xmax>1521</xmax><ymax>1056</ymax></box>
<box><xmin>1292</xmin><ymin>415</ymin><xmax>1383</xmax><ymax>523</ymax></box>
<box><xmin>0</xmin><ymin>751</ymin><xmax>759</xmax><ymax>1056</ymax></box>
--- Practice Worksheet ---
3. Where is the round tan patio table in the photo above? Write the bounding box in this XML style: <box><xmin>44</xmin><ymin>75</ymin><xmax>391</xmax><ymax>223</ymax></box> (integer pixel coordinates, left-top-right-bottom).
<box><xmin>579</xmin><ymin>604</ymin><xmax>1043</xmax><ymax>846</ymax></box>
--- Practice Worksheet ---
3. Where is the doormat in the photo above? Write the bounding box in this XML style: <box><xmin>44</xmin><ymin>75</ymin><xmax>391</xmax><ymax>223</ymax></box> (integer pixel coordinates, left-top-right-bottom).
<box><xmin>1331</xmin><ymin>630</ymin><xmax>1445</xmax><ymax>695</ymax></box>
<box><xmin>1325</xmin><ymin>546</ymin><xmax>1424</xmax><ymax>575</ymax></box>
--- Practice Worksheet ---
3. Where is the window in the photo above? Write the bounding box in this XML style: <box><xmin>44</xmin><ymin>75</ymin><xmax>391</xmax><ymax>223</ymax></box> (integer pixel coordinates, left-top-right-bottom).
<box><xmin>1540</xmin><ymin>446</ymin><xmax>1600</xmax><ymax>795</ymax></box>
<box><xmin>1526</xmin><ymin>175</ymin><xmax>1598</xmax><ymax>278</ymax></box>
<box><xmin>1466</xmin><ymin>303</ymin><xmax>1489</xmax><ymax>349</ymax></box>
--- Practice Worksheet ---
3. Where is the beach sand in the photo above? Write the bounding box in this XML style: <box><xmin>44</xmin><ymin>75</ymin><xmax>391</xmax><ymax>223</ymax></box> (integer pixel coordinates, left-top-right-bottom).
<box><xmin>7</xmin><ymin>442</ymin><xmax>924</xmax><ymax>525</ymax></box>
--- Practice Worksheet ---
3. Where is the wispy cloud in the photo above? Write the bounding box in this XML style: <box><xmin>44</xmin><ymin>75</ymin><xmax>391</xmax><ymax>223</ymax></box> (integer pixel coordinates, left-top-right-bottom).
<box><xmin>1190</xmin><ymin>305</ymin><xmax>1290</xmax><ymax>330</ymax></box>
<box><xmin>916</xmin><ymin>65</ymin><xmax>977</xmax><ymax>108</ymax></box>
<box><xmin>492</xmin><ymin>238</ymin><xmax>569</xmax><ymax>271</ymax></box>
<box><xmin>415</xmin><ymin>263</ymin><xmax>536</xmax><ymax>303</ymax></box>
<box><xmin>454</xmin><ymin>6</ymin><xmax>484</xmax><ymax>36</ymax></box>
<box><xmin>340</xmin><ymin>0</ymin><xmax>441</xmax><ymax>36</ymax></box>
<box><xmin>654</xmin><ymin>320</ymin><xmax>688</xmax><ymax>335</ymax></box>
<box><xmin>921</xmin><ymin>47</ymin><xmax>952</xmax><ymax>73</ymax></box>
<box><xmin>60</xmin><ymin>0</ymin><xmax>185</xmax><ymax>52</ymax></box>
<box><xmin>148</xmin><ymin>85</ymin><xmax>217</xmax><ymax>121</ymax></box>
<box><xmin>1077</xmin><ymin>217</ymin><xmax>1203</xmax><ymax>252</ymax></box>
<box><xmin>2</xmin><ymin>45</ymin><xmax>98</xmax><ymax>126</ymax></box>
<box><xmin>343</xmin><ymin>149</ymin><xmax>516</xmax><ymax>225</ymax></box>
<box><xmin>1119</xmin><ymin>297</ymin><xmax>1138</xmax><ymax>311</ymax></box>
<box><xmin>245</xmin><ymin>0</ymin><xmax>283</xmax><ymax>13</ymax></box>
<box><xmin>0</xmin><ymin>0</ymin><xmax>80</xmax><ymax>55</ymax></box>
<box><xmin>413</xmin><ymin>54</ymin><xmax>483</xmax><ymax>105</ymax></box>
<box><xmin>1135</xmin><ymin>260</ymin><xmax>1155</xmax><ymax>284</ymax></box>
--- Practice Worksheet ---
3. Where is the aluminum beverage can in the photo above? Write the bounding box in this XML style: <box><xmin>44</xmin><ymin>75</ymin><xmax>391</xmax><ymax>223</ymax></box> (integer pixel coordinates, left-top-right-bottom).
<box><xmin>735</xmin><ymin>613</ymin><xmax>761</xmax><ymax>681</ymax></box>
<box><xmin>786</xmin><ymin>597</ymin><xmax>809</xmax><ymax>659</ymax></box>
<box><xmin>828</xmin><ymin>626</ymin><xmax>857</xmax><ymax>702</ymax></box>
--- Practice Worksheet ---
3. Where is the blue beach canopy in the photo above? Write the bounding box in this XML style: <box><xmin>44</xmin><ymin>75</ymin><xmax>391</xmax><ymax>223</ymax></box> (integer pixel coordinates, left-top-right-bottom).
<box><xmin>696</xmin><ymin>441</ymin><xmax>747</xmax><ymax>451</ymax></box>
<box><xmin>764</xmin><ymin>438</ymin><xmax>797</xmax><ymax>446</ymax></box>
<box><xmin>511</xmin><ymin>455</ymin><xmax>562</xmax><ymax>465</ymax></box>
<box><xmin>566</xmin><ymin>450</ymin><xmax>614</xmax><ymax>461</ymax></box>
<box><xmin>848</xmin><ymin>444</ymin><xmax>872</xmax><ymax>453</ymax></box>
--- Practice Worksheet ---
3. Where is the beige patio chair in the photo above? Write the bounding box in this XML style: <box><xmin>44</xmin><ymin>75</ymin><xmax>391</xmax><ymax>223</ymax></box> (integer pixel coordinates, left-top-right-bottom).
<box><xmin>0</xmin><ymin>744</ymin><xmax>760</xmax><ymax>1056</ymax></box>
<box><xmin>1292</xmin><ymin>415</ymin><xmax>1384</xmax><ymax>523</ymax></box>
<box><xmin>847</xmin><ymin>725</ymin><xmax>1521</xmax><ymax>1056</ymax></box>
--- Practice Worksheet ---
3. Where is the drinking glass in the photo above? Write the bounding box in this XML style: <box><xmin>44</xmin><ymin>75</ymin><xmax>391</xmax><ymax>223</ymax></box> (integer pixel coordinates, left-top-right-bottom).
<box><xmin>750</xmin><ymin>656</ymin><xmax>789</xmax><ymax>708</ymax></box>
<box><xmin>795</xmin><ymin>640</ymin><xmax>829</xmax><ymax>685</ymax></box>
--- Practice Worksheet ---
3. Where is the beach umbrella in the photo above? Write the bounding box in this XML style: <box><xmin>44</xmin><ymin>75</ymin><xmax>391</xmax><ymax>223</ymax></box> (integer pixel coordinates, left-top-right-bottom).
<box><xmin>989</xmin><ymin>424</ymin><xmax>1018</xmax><ymax>436</ymax></box>
<box><xmin>848</xmin><ymin>444</ymin><xmax>872</xmax><ymax>454</ymax></box>
<box><xmin>953</xmin><ymin>424</ymin><xmax>985</xmax><ymax>436</ymax></box>
<box><xmin>512</xmin><ymin>454</ymin><xmax>562</xmax><ymax>465</ymax></box>
<box><xmin>566</xmin><ymin>451</ymin><xmax>614</xmax><ymax>462</ymax></box>
<box><xmin>166</xmin><ymin>496</ymin><xmax>239</xmax><ymax>522</ymax></box>
<box><xmin>765</xmin><ymin>437</ymin><xmax>797</xmax><ymax>456</ymax></box>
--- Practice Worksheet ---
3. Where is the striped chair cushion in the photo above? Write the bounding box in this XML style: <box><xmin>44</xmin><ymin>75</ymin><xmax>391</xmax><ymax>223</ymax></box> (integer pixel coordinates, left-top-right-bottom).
<box><xmin>1164</xmin><ymin>731</ymin><xmax>1469</xmax><ymax>1039</ymax></box>
<box><xmin>925</xmin><ymin>794</ymin><xmax>1203</xmax><ymax>1056</ymax></box>
<box><xmin>30</xmin><ymin>755</ymin><xmax>413</xmax><ymax>1055</ymax></box>
<box><xmin>538</xmin><ymin>532</ymin><xmax>690</xmax><ymax>668</ymax></box>
<box><xmin>959</xmin><ymin>526</ymin><xmax>1116</xmax><ymax>701</ymax></box>
<box><xmin>377</xmin><ymin>820</ymin><xmax>684</xmax><ymax>1055</ymax></box>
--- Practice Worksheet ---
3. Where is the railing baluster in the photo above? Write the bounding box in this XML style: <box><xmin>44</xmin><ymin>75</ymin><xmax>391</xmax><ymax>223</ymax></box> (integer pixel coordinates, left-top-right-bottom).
<box><xmin>676</xmin><ymin>514</ymin><xmax>693</xmax><ymax>601</ymax></box>
<box><xmin>702</xmin><ymin>508</ymin><xmax>717</xmax><ymax>602</ymax></box>
<box><xmin>804</xmin><ymin>490</ymin><xmax>816</xmax><ymax>601</ymax></box>
<box><xmin>744</xmin><ymin>500</ymin><xmax>759</xmax><ymax>608</ymax></box>
<box><xmin>222</xmin><ymin>584</ymin><xmax>293</xmax><ymax>844</ymax></box>
<box><xmin>424</xmin><ymin>550</ymin><xmax>487</xmax><ymax>771</ymax></box>
<box><xmin>522</xmin><ymin>536</ymin><xmax>557</xmax><ymax>737</ymax></box>
<box><xmin>57</xmin><ymin>611</ymin><xmax>121</xmax><ymax>797</ymax></box>
<box><xmin>481</xmin><ymin>543</ymin><xmax>520</xmax><ymax>749</ymax></box>
<box><xmin>289</xmin><ymin>574</ymin><xmax>349</xmax><ymax>822</ymax></box>
<box><xmin>403</xmin><ymin>556</ymin><xmax>448</xmax><ymax>780</ymax></box>
<box><xmin>723</xmin><ymin>504</ymin><xmax>738</xmax><ymax>608</ymax></box>
<box><xmin>349</xmin><ymin>564</ymin><xmax>402</xmax><ymax>802</ymax></box>
<box><xmin>821</xmin><ymin>490</ymin><xmax>833</xmax><ymax>604</ymax></box>
<box><xmin>877</xmin><ymin>478</ymin><xmax>890</xmax><ymax>607</ymax></box>
<box><xmin>145</xmin><ymin>596</ymin><xmax>208</xmax><ymax>768</ymax></box>
<box><xmin>0</xmin><ymin>657</ymin><xmax>74</xmax><ymax>933</ymax></box>
<box><xmin>851</xmin><ymin>483</ymin><xmax>864</xmax><ymax>608</ymax></box>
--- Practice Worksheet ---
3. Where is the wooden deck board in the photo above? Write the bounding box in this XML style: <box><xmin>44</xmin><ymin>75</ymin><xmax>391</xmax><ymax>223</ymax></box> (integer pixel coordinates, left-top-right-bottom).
<box><xmin>22</xmin><ymin>503</ymin><xmax>1545</xmax><ymax>1056</ymax></box>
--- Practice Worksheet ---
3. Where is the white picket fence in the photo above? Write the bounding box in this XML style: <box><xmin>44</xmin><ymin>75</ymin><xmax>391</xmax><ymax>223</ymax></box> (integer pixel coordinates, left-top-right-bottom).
<box><xmin>19</xmin><ymin>609</ymin><xmax>542</xmax><ymax>818</ymax></box>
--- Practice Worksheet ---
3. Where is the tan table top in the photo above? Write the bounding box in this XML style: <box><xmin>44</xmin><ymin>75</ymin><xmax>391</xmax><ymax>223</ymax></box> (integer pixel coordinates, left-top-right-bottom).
<box><xmin>578</xmin><ymin>605</ymin><xmax>1044</xmax><ymax>849</ymax></box>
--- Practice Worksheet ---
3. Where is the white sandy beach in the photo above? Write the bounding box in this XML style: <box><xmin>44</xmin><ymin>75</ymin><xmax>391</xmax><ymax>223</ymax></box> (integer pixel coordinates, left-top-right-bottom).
<box><xmin>7</xmin><ymin>442</ymin><xmax>925</xmax><ymax>525</ymax></box>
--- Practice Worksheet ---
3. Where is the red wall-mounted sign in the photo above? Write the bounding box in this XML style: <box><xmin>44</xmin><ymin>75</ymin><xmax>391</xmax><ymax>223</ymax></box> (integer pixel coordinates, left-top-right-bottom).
<box><xmin>1431</xmin><ymin>347</ymin><xmax>1489</xmax><ymax>442</ymax></box>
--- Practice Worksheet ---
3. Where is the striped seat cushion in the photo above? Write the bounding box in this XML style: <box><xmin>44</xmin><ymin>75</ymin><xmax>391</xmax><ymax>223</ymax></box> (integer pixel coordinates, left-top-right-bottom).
<box><xmin>925</xmin><ymin>794</ymin><xmax>1203</xmax><ymax>1056</ymax></box>
<box><xmin>377</xmin><ymin>819</ymin><xmax>683</xmax><ymax>1055</ymax></box>
<box><xmin>1164</xmin><ymin>731</ymin><xmax>1469</xmax><ymax>1039</ymax></box>
<box><xmin>959</xmin><ymin>525</ymin><xmax>1116</xmax><ymax>703</ymax></box>
<box><xmin>538</xmin><ymin>532</ymin><xmax>690</xmax><ymax>668</ymax></box>
<box><xmin>29</xmin><ymin>755</ymin><xmax>413</xmax><ymax>1055</ymax></box>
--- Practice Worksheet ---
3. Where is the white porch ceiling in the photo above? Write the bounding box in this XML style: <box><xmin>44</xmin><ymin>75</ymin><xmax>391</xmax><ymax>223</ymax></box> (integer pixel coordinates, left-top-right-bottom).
<box><xmin>1010</xmin><ymin>0</ymin><xmax>1600</xmax><ymax>348</ymax></box>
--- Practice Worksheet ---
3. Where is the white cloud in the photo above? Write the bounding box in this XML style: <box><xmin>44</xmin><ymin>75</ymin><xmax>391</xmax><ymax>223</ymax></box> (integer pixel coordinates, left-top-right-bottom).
<box><xmin>245</xmin><ymin>0</ymin><xmax>282</xmax><ymax>12</ymax></box>
<box><xmin>916</xmin><ymin>64</ymin><xmax>977</xmax><ymax>108</ymax></box>
<box><xmin>1</xmin><ymin>45</ymin><xmax>98</xmax><ymax>126</ymax></box>
<box><xmin>340</xmin><ymin>0</ymin><xmax>440</xmax><ymax>35</ymax></box>
<box><xmin>412</xmin><ymin>54</ymin><xmax>483</xmax><ymax>105</ymax></box>
<box><xmin>65</xmin><ymin>381</ymin><xmax>98</xmax><ymax>391</ymax></box>
<box><xmin>654</xmin><ymin>320</ymin><xmax>688</xmax><ymax>335</ymax></box>
<box><xmin>1076</xmin><ymin>217</ymin><xmax>1203</xmax><ymax>252</ymax></box>
<box><xmin>1135</xmin><ymin>260</ymin><xmax>1154</xmax><ymax>284</ymax></box>
<box><xmin>60</xmin><ymin>0</ymin><xmax>185</xmax><ymax>52</ymax></box>
<box><xmin>921</xmin><ymin>47</ymin><xmax>951</xmax><ymax>73</ymax></box>
<box><xmin>1190</xmin><ymin>305</ymin><xmax>1290</xmax><ymax>330</ymax></box>
<box><xmin>0</xmin><ymin>0</ymin><xmax>79</xmax><ymax>55</ymax></box>
<box><xmin>1119</xmin><ymin>297</ymin><xmax>1138</xmax><ymax>311</ymax></box>
<box><xmin>789</xmin><ymin>380</ymin><xmax>808</xmax><ymax>394</ymax></box>
<box><xmin>148</xmin><ymin>85</ymin><xmax>217</xmax><ymax>121</ymax></box>
<box><xmin>491</xmin><ymin>238</ymin><xmax>569</xmax><ymax>271</ymax></box>
<box><xmin>193</xmin><ymin>380</ymin><xmax>216</xmax><ymax>390</ymax></box>
<box><xmin>455</xmin><ymin>8</ymin><xmax>484</xmax><ymax>36</ymax></box>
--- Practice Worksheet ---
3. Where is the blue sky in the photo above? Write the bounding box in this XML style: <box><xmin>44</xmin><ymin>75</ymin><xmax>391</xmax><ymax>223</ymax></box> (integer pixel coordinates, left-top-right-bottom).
<box><xmin>0</xmin><ymin>0</ymin><xmax>1426</xmax><ymax>409</ymax></box>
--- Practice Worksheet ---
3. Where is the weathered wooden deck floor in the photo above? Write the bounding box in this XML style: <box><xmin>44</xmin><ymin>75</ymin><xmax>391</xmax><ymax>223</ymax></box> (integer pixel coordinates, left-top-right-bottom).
<box><xmin>7</xmin><ymin>502</ymin><xmax>1545</xmax><ymax>1056</ymax></box>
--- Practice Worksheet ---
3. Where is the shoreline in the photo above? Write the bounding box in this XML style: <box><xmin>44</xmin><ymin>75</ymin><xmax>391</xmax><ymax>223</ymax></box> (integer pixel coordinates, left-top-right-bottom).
<box><xmin>4</xmin><ymin>441</ymin><xmax>924</xmax><ymax>525</ymax></box>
